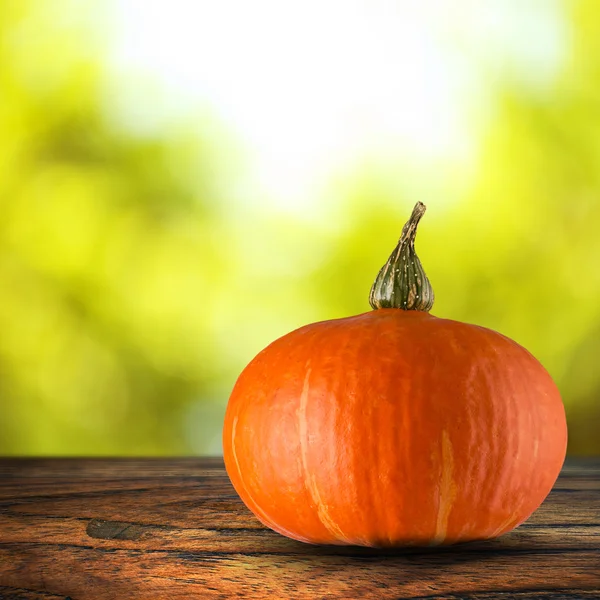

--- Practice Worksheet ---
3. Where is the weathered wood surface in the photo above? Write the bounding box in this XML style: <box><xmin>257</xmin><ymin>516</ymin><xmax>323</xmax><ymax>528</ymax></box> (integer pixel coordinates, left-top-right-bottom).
<box><xmin>0</xmin><ymin>458</ymin><xmax>598</xmax><ymax>599</ymax></box>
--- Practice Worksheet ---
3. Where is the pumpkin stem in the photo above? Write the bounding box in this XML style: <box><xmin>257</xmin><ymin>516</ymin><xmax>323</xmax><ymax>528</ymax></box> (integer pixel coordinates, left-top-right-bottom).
<box><xmin>369</xmin><ymin>201</ymin><xmax>434</xmax><ymax>311</ymax></box>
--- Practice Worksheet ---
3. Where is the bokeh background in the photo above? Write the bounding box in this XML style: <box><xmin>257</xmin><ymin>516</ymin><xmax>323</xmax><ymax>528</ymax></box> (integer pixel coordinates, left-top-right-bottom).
<box><xmin>1</xmin><ymin>0</ymin><xmax>598</xmax><ymax>456</ymax></box>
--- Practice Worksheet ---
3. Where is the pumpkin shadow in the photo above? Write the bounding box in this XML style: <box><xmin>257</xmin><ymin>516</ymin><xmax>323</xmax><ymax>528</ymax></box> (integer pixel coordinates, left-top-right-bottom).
<box><xmin>282</xmin><ymin>531</ymin><xmax>535</xmax><ymax>566</ymax></box>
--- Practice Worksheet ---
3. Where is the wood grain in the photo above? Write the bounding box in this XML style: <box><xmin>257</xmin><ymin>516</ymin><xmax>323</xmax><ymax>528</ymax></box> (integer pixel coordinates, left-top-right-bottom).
<box><xmin>0</xmin><ymin>458</ymin><xmax>599</xmax><ymax>599</ymax></box>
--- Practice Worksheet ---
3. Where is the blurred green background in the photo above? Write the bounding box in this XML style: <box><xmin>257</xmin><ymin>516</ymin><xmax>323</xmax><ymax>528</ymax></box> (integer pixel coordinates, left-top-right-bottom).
<box><xmin>1</xmin><ymin>0</ymin><xmax>598</xmax><ymax>456</ymax></box>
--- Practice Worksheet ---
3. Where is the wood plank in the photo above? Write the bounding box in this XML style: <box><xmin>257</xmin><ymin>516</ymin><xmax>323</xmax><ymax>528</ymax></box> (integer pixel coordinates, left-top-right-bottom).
<box><xmin>0</xmin><ymin>458</ymin><xmax>598</xmax><ymax>599</ymax></box>
<box><xmin>0</xmin><ymin>545</ymin><xmax>599</xmax><ymax>599</ymax></box>
<box><xmin>0</xmin><ymin>587</ymin><xmax>68</xmax><ymax>600</ymax></box>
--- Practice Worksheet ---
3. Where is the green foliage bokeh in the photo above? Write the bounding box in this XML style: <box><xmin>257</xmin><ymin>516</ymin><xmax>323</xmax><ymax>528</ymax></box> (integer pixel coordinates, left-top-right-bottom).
<box><xmin>0</xmin><ymin>0</ymin><xmax>598</xmax><ymax>455</ymax></box>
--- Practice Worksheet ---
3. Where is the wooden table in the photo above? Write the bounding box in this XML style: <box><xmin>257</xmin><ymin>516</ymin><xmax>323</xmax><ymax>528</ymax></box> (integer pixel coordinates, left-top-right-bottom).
<box><xmin>0</xmin><ymin>458</ymin><xmax>598</xmax><ymax>599</ymax></box>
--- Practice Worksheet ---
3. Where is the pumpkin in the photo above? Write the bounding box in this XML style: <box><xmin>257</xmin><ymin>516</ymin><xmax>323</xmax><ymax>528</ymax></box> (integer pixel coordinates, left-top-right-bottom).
<box><xmin>222</xmin><ymin>202</ymin><xmax>567</xmax><ymax>547</ymax></box>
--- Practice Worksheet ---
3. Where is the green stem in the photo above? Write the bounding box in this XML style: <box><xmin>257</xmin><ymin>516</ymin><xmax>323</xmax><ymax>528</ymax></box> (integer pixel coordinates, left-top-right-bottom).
<box><xmin>369</xmin><ymin>202</ymin><xmax>434</xmax><ymax>312</ymax></box>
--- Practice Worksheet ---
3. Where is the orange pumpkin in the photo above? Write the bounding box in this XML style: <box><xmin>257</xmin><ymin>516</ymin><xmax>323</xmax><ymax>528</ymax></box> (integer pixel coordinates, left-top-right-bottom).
<box><xmin>223</xmin><ymin>203</ymin><xmax>567</xmax><ymax>547</ymax></box>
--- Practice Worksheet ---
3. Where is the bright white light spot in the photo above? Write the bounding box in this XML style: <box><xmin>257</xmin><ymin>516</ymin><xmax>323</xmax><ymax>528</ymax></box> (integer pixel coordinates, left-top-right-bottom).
<box><xmin>106</xmin><ymin>0</ymin><xmax>564</xmax><ymax>212</ymax></box>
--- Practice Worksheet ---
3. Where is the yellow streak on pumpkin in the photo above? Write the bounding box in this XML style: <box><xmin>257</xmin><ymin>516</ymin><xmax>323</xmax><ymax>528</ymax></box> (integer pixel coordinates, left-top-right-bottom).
<box><xmin>231</xmin><ymin>416</ymin><xmax>307</xmax><ymax>542</ymax></box>
<box><xmin>231</xmin><ymin>416</ymin><xmax>242</xmax><ymax>478</ymax></box>
<box><xmin>489</xmin><ymin>513</ymin><xmax>520</xmax><ymax>539</ymax></box>
<box><xmin>299</xmin><ymin>367</ymin><xmax>350</xmax><ymax>542</ymax></box>
<box><xmin>430</xmin><ymin>430</ymin><xmax>458</xmax><ymax>546</ymax></box>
